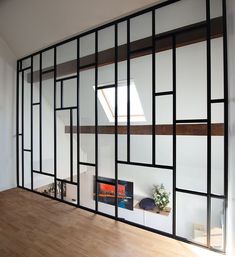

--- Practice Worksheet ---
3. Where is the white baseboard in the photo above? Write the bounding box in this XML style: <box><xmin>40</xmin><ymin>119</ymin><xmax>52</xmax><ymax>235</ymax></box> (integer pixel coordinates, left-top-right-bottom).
<box><xmin>0</xmin><ymin>184</ymin><xmax>16</xmax><ymax>192</ymax></box>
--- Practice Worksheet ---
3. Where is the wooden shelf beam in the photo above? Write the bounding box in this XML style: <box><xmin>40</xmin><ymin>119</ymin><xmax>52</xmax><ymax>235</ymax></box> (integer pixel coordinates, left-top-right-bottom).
<box><xmin>65</xmin><ymin>123</ymin><xmax>224</xmax><ymax>136</ymax></box>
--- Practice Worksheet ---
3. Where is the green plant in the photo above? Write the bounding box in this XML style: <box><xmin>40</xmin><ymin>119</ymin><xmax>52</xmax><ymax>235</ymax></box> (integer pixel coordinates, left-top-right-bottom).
<box><xmin>153</xmin><ymin>184</ymin><xmax>170</xmax><ymax>211</ymax></box>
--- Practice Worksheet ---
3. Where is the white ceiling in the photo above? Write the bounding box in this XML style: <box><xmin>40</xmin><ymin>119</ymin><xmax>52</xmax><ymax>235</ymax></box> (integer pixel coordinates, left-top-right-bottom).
<box><xmin>0</xmin><ymin>0</ymin><xmax>162</xmax><ymax>58</ymax></box>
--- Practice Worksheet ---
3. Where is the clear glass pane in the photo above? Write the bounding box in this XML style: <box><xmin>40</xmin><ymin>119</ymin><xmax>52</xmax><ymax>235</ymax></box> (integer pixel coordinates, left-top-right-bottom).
<box><xmin>176</xmin><ymin>135</ymin><xmax>207</xmax><ymax>193</ymax></box>
<box><xmin>42</xmin><ymin>75</ymin><xmax>54</xmax><ymax>174</ymax></box>
<box><xmin>21</xmin><ymin>58</ymin><xmax>31</xmax><ymax>69</ymax></box>
<box><xmin>23</xmin><ymin>70</ymin><xmax>31</xmax><ymax>150</ymax></box>
<box><xmin>63</xmin><ymin>182</ymin><xmax>77</xmax><ymax>205</ymax></box>
<box><xmin>23</xmin><ymin>151</ymin><xmax>31</xmax><ymax>190</ymax></box>
<box><xmin>32</xmin><ymin>105</ymin><xmax>40</xmax><ymax>171</ymax></box>
<box><xmin>176</xmin><ymin>192</ymin><xmax>207</xmax><ymax>245</ymax></box>
<box><xmin>176</xmin><ymin>41</ymin><xmax>207</xmax><ymax>120</ymax></box>
<box><xmin>80</xmin><ymin>33</ymin><xmax>95</xmax><ymax>58</ymax></box>
<box><xmin>211</xmin><ymin>38</ymin><xmax>224</xmax><ymax>100</ymax></box>
<box><xmin>156</xmin><ymin>136</ymin><xmax>173</xmax><ymax>166</ymax></box>
<box><xmin>33</xmin><ymin>172</ymin><xmax>54</xmax><ymax>196</ymax></box>
<box><xmin>211</xmin><ymin>198</ymin><xmax>225</xmax><ymax>250</ymax></box>
<box><xmin>80</xmin><ymin>165</ymin><xmax>95</xmax><ymax>210</ymax></box>
<box><xmin>18</xmin><ymin>72</ymin><xmax>22</xmax><ymax>134</ymax></box>
<box><xmin>42</xmin><ymin>49</ymin><xmax>54</xmax><ymax>70</ymax></box>
<box><xmin>155</xmin><ymin>0</ymin><xmax>206</xmax><ymax>35</ymax></box>
<box><xmin>155</xmin><ymin>48</ymin><xmax>173</xmax><ymax>93</ymax></box>
<box><xmin>56</xmin><ymin>110</ymin><xmax>70</xmax><ymax>180</ymax></box>
<box><xmin>18</xmin><ymin>137</ymin><xmax>22</xmax><ymax>186</ymax></box>
<box><xmin>130</xmin><ymin>12</ymin><xmax>152</xmax><ymax>51</ymax></box>
<box><xmin>118</xmin><ymin>163</ymin><xmax>172</xmax><ymax>233</ymax></box>
<box><xmin>57</xmin><ymin>40</ymin><xmax>77</xmax><ymax>79</ymax></box>
<box><xmin>130</xmin><ymin>54</ymin><xmax>152</xmax><ymax>163</ymax></box>
<box><xmin>63</xmin><ymin>78</ymin><xmax>77</xmax><ymax>108</ymax></box>
<box><xmin>80</xmin><ymin>68</ymin><xmax>95</xmax><ymax>164</ymax></box>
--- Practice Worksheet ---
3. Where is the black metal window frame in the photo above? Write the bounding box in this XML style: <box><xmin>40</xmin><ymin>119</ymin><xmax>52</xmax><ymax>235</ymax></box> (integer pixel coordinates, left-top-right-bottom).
<box><xmin>16</xmin><ymin>0</ymin><xmax>228</xmax><ymax>253</ymax></box>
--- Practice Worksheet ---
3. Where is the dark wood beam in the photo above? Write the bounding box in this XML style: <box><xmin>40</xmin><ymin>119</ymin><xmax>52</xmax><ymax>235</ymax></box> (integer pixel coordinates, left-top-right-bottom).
<box><xmin>65</xmin><ymin>123</ymin><xmax>224</xmax><ymax>136</ymax></box>
<box><xmin>28</xmin><ymin>17</ymin><xmax>223</xmax><ymax>83</ymax></box>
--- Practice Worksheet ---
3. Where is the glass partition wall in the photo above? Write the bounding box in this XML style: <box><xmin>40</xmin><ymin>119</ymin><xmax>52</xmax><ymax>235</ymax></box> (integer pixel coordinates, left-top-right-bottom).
<box><xmin>16</xmin><ymin>0</ymin><xmax>228</xmax><ymax>253</ymax></box>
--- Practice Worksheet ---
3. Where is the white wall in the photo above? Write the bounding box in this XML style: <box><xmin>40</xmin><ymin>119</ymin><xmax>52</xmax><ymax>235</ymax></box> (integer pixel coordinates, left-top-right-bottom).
<box><xmin>0</xmin><ymin>36</ymin><xmax>16</xmax><ymax>191</ymax></box>
<box><xmin>226</xmin><ymin>0</ymin><xmax>235</xmax><ymax>255</ymax></box>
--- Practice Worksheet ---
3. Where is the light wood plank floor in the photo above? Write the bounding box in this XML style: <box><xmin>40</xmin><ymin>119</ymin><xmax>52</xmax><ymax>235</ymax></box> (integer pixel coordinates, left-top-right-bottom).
<box><xmin>0</xmin><ymin>188</ymin><xmax>216</xmax><ymax>257</ymax></box>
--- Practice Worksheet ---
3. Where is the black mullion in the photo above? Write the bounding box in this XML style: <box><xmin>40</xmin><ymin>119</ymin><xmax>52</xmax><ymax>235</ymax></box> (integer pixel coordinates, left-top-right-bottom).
<box><xmin>95</xmin><ymin>30</ymin><xmax>98</xmax><ymax>212</ymax></box>
<box><xmin>61</xmin><ymin>81</ymin><xmax>63</xmax><ymax>109</ymax></box>
<box><xmin>30</xmin><ymin>56</ymin><xmax>33</xmax><ymax>190</ymax></box>
<box><xmin>97</xmin><ymin>84</ymin><xmax>115</xmax><ymax>90</ymax></box>
<box><xmin>176</xmin><ymin>119</ymin><xmax>208</xmax><ymax>124</ymax></box>
<box><xmin>206</xmin><ymin>0</ymin><xmax>212</xmax><ymax>248</ymax></box>
<box><xmin>152</xmin><ymin>10</ymin><xmax>156</xmax><ymax>165</ymax></box>
<box><xmin>79</xmin><ymin>162</ymin><xmax>96</xmax><ymax>167</ymax></box>
<box><xmin>77</xmin><ymin>37</ymin><xmax>80</xmax><ymax>206</ymax></box>
<box><xmin>155</xmin><ymin>91</ymin><xmax>173</xmax><ymax>96</ymax></box>
<box><xmin>70</xmin><ymin>109</ymin><xmax>73</xmax><ymax>183</ymax></box>
<box><xmin>172</xmin><ymin>34</ymin><xmax>176</xmax><ymax>236</ymax></box>
<box><xmin>210</xmin><ymin>99</ymin><xmax>224</xmax><ymax>103</ymax></box>
<box><xmin>127</xmin><ymin>19</ymin><xmax>130</xmax><ymax>162</ymax></box>
<box><xmin>39</xmin><ymin>53</ymin><xmax>42</xmax><ymax>173</ymax></box>
<box><xmin>16</xmin><ymin>61</ymin><xmax>20</xmax><ymax>187</ymax></box>
<box><xmin>114</xmin><ymin>23</ymin><xmax>118</xmax><ymax>219</ymax></box>
<box><xmin>117</xmin><ymin>160</ymin><xmax>173</xmax><ymax>170</ymax></box>
<box><xmin>54</xmin><ymin>47</ymin><xmax>57</xmax><ymax>198</ymax></box>
<box><xmin>22</xmin><ymin>71</ymin><xmax>24</xmax><ymax>187</ymax></box>
<box><xmin>222</xmin><ymin>0</ymin><xmax>228</xmax><ymax>253</ymax></box>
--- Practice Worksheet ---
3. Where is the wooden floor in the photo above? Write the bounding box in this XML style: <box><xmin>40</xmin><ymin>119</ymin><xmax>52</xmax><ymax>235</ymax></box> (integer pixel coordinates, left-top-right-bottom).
<box><xmin>0</xmin><ymin>188</ymin><xmax>218</xmax><ymax>257</ymax></box>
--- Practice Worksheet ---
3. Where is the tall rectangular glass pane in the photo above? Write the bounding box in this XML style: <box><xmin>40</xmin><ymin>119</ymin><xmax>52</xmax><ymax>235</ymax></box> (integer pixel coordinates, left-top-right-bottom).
<box><xmin>56</xmin><ymin>110</ymin><xmax>70</xmax><ymax>180</ymax></box>
<box><xmin>32</xmin><ymin>105</ymin><xmax>40</xmax><ymax>171</ymax></box>
<box><xmin>23</xmin><ymin>70</ymin><xmax>31</xmax><ymax>150</ymax></box>
<box><xmin>41</xmin><ymin>75</ymin><xmax>54</xmax><ymax>174</ymax></box>
<box><xmin>130</xmin><ymin>54</ymin><xmax>152</xmax><ymax>164</ymax></box>
<box><xmin>176</xmin><ymin>192</ymin><xmax>207</xmax><ymax>245</ymax></box>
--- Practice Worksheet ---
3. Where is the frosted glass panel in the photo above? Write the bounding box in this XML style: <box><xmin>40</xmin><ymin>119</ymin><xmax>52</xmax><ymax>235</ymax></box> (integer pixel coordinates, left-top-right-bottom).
<box><xmin>176</xmin><ymin>192</ymin><xmax>207</xmax><ymax>245</ymax></box>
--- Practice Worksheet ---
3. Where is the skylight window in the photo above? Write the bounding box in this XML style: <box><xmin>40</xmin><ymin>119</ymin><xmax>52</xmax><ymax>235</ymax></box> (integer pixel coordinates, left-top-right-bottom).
<box><xmin>97</xmin><ymin>80</ymin><xmax>145</xmax><ymax>122</ymax></box>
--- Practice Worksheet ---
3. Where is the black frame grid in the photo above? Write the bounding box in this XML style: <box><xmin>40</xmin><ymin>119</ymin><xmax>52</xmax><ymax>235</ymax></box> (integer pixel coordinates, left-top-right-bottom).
<box><xmin>16</xmin><ymin>0</ymin><xmax>228</xmax><ymax>253</ymax></box>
